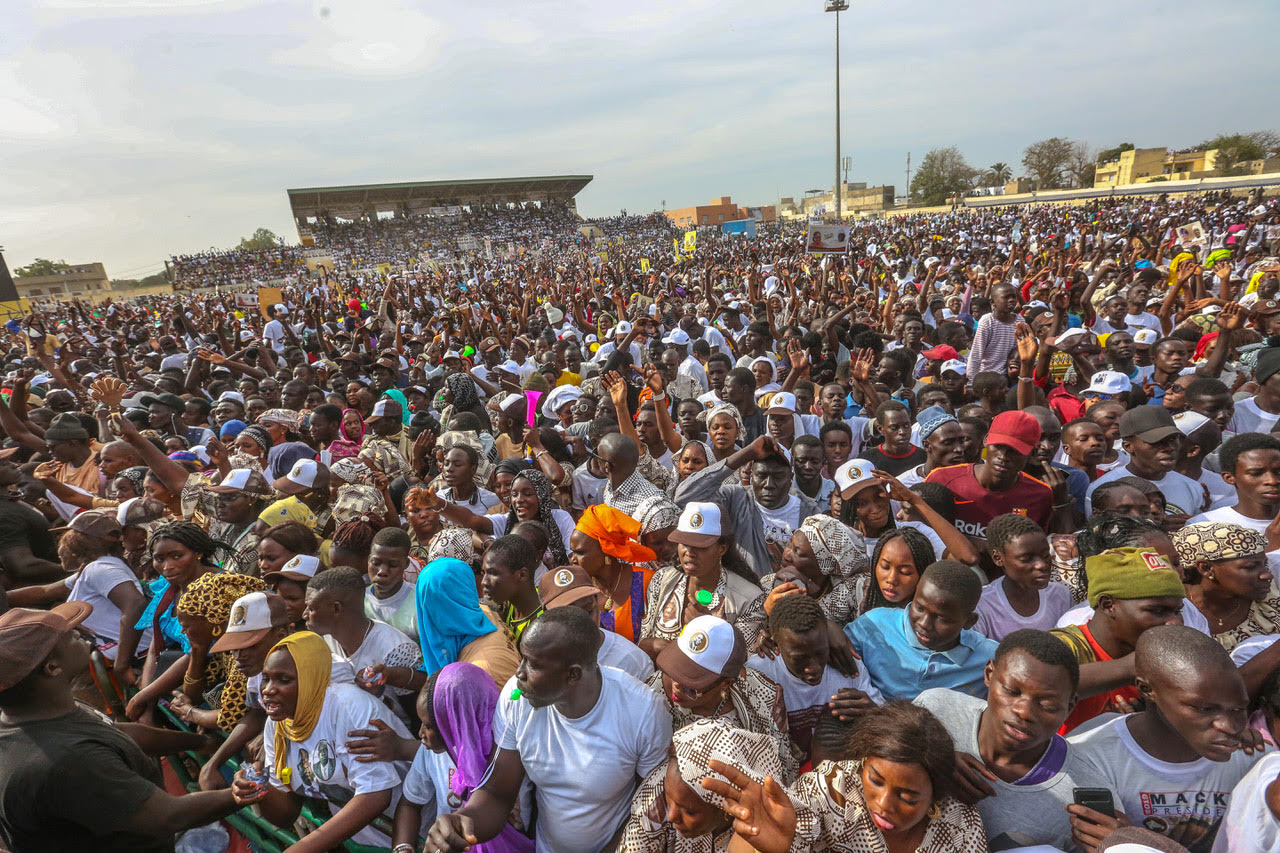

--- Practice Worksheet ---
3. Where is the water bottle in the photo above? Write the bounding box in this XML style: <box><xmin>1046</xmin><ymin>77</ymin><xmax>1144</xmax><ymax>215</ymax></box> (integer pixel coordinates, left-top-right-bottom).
<box><xmin>176</xmin><ymin>822</ymin><xmax>229</xmax><ymax>853</ymax></box>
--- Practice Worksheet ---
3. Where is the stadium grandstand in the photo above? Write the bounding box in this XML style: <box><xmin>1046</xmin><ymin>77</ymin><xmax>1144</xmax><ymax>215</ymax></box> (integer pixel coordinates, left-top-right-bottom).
<box><xmin>286</xmin><ymin>174</ymin><xmax>593</xmax><ymax>243</ymax></box>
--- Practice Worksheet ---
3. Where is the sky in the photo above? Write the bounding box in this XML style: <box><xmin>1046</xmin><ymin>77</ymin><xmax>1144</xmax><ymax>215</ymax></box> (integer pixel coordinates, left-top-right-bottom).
<box><xmin>3</xmin><ymin>0</ymin><xmax>1279</xmax><ymax>279</ymax></box>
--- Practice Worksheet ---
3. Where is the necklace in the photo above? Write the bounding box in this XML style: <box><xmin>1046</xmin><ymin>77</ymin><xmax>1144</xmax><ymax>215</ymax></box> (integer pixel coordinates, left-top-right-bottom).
<box><xmin>602</xmin><ymin>564</ymin><xmax>629</xmax><ymax>611</ymax></box>
<box><xmin>1213</xmin><ymin>598</ymin><xmax>1251</xmax><ymax>630</ymax></box>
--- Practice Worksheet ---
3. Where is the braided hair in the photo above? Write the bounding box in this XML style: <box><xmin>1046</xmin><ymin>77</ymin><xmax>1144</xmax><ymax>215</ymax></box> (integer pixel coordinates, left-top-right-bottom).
<box><xmin>861</xmin><ymin>526</ymin><xmax>934</xmax><ymax>614</ymax></box>
<box><xmin>148</xmin><ymin>521</ymin><xmax>224</xmax><ymax>566</ymax></box>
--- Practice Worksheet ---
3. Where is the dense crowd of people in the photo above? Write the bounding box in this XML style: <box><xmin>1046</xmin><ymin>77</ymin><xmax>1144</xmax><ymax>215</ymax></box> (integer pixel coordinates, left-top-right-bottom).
<box><xmin>4</xmin><ymin>189</ymin><xmax>1280</xmax><ymax>853</ymax></box>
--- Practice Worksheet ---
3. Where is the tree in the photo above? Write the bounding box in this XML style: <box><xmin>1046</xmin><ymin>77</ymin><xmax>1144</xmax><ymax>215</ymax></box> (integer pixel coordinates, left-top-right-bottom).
<box><xmin>1067</xmin><ymin>141</ymin><xmax>1098</xmax><ymax>188</ymax></box>
<box><xmin>989</xmin><ymin>162</ymin><xmax>1012</xmax><ymax>185</ymax></box>
<box><xmin>237</xmin><ymin>227</ymin><xmax>281</xmax><ymax>251</ymax></box>
<box><xmin>1096</xmin><ymin>142</ymin><xmax>1134</xmax><ymax>163</ymax></box>
<box><xmin>110</xmin><ymin>271</ymin><xmax>171</xmax><ymax>291</ymax></box>
<box><xmin>1022</xmin><ymin>137</ymin><xmax>1075</xmax><ymax>189</ymax></box>
<box><xmin>1195</xmin><ymin>131</ymin><xmax>1280</xmax><ymax>176</ymax></box>
<box><xmin>910</xmin><ymin>146</ymin><xmax>976</xmax><ymax>206</ymax></box>
<box><xmin>13</xmin><ymin>258</ymin><xmax>68</xmax><ymax>278</ymax></box>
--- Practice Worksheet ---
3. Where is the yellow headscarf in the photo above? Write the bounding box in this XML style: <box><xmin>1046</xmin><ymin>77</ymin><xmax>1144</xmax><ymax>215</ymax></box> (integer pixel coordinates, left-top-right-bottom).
<box><xmin>1168</xmin><ymin>252</ymin><xmax>1194</xmax><ymax>288</ymax></box>
<box><xmin>269</xmin><ymin>631</ymin><xmax>332</xmax><ymax>783</ymax></box>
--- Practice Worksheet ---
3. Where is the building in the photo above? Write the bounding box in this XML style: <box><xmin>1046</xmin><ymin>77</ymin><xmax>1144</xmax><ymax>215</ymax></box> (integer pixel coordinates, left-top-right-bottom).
<box><xmin>663</xmin><ymin>197</ymin><xmax>777</xmax><ymax>229</ymax></box>
<box><xmin>779</xmin><ymin>183</ymin><xmax>895</xmax><ymax>220</ymax></box>
<box><xmin>14</xmin><ymin>262</ymin><xmax>111</xmax><ymax>303</ymax></box>
<box><xmin>1091</xmin><ymin>146</ymin><xmax>1280</xmax><ymax>188</ymax></box>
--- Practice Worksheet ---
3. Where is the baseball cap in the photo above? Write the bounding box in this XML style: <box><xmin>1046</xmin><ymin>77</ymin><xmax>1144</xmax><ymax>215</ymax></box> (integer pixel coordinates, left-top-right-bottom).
<box><xmin>272</xmin><ymin>459</ymin><xmax>330</xmax><ymax>496</ymax></box>
<box><xmin>920</xmin><ymin>345</ymin><xmax>958</xmax><ymax>361</ymax></box>
<box><xmin>206</xmin><ymin>467</ymin><xmax>272</xmax><ymax>495</ymax></box>
<box><xmin>656</xmin><ymin>615</ymin><xmax>748</xmax><ymax>692</ymax></box>
<box><xmin>537</xmin><ymin>565</ymin><xmax>603</xmax><ymax>609</ymax></box>
<box><xmin>669</xmin><ymin>502</ymin><xmax>723</xmax><ymax>548</ymax></box>
<box><xmin>217</xmin><ymin>391</ymin><xmax>246</xmax><ymax>407</ymax></box>
<box><xmin>116</xmin><ymin>497</ymin><xmax>168</xmax><ymax>529</ymax></box>
<box><xmin>765</xmin><ymin>392</ymin><xmax>797</xmax><ymax>415</ymax></box>
<box><xmin>1119</xmin><ymin>406</ymin><xmax>1180</xmax><ymax>444</ymax></box>
<box><xmin>834</xmin><ymin>458</ymin><xmax>880</xmax><ymax>500</ymax></box>
<box><xmin>662</xmin><ymin>328</ymin><xmax>691</xmax><ymax>346</ymax></box>
<box><xmin>1053</xmin><ymin>327</ymin><xmax>1090</xmax><ymax>348</ymax></box>
<box><xmin>442</xmin><ymin>350</ymin><xmax>461</xmax><ymax>361</ymax></box>
<box><xmin>1132</xmin><ymin>328</ymin><xmax>1159</xmax><ymax>346</ymax></box>
<box><xmin>264</xmin><ymin>554</ymin><xmax>322</xmax><ymax>584</ymax></box>
<box><xmin>1173</xmin><ymin>410</ymin><xmax>1210</xmax><ymax>435</ymax></box>
<box><xmin>369</xmin><ymin>397</ymin><xmax>401</xmax><ymax>420</ymax></box>
<box><xmin>1083</xmin><ymin>370</ymin><xmax>1132</xmax><ymax>398</ymax></box>
<box><xmin>479</xmin><ymin>337</ymin><xmax>501</xmax><ymax>352</ymax></box>
<box><xmin>987</xmin><ymin>410</ymin><xmax>1042</xmax><ymax>455</ymax></box>
<box><xmin>50</xmin><ymin>509</ymin><xmax>122</xmax><ymax>538</ymax></box>
<box><xmin>939</xmin><ymin>359</ymin><xmax>967</xmax><ymax>377</ymax></box>
<box><xmin>0</xmin><ymin>604</ymin><xmax>93</xmax><ymax>691</ymax></box>
<box><xmin>613</xmin><ymin>321</ymin><xmax>633</xmax><ymax>336</ymax></box>
<box><xmin>1085</xmin><ymin>547</ymin><xmax>1185</xmax><ymax>608</ymax></box>
<box><xmin>209</xmin><ymin>592</ymin><xmax>290</xmax><ymax>653</ymax></box>
<box><xmin>1253</xmin><ymin>299</ymin><xmax>1280</xmax><ymax>318</ymax></box>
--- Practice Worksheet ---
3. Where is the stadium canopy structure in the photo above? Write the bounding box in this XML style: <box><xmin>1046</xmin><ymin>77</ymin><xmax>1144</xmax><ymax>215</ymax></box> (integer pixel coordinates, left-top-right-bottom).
<box><xmin>286</xmin><ymin>175</ymin><xmax>593</xmax><ymax>226</ymax></box>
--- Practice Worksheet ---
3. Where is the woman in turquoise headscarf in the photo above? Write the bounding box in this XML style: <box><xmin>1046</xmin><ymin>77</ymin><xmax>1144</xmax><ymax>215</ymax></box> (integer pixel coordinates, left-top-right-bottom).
<box><xmin>379</xmin><ymin>557</ymin><xmax>520</xmax><ymax>693</ymax></box>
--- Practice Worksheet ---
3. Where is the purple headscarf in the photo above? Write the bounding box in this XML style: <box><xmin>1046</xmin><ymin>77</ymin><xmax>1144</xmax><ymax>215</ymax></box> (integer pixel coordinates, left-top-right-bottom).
<box><xmin>432</xmin><ymin>662</ymin><xmax>534</xmax><ymax>853</ymax></box>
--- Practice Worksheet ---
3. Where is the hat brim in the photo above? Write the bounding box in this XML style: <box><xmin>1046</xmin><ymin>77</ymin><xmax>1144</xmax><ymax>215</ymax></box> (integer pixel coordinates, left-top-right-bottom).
<box><xmin>270</xmin><ymin>477</ymin><xmax>311</xmax><ymax>496</ymax></box>
<box><xmin>656</xmin><ymin>642</ymin><xmax>722</xmax><ymax>691</ymax></box>
<box><xmin>765</xmin><ymin>406</ymin><xmax>795</xmax><ymax>416</ymax></box>
<box><xmin>51</xmin><ymin>601</ymin><xmax>93</xmax><ymax>630</ymax></box>
<box><xmin>986</xmin><ymin>433</ymin><xmax>1035</xmax><ymax>456</ymax></box>
<box><xmin>668</xmin><ymin>530</ymin><xmax>719</xmax><ymax>548</ymax></box>
<box><xmin>209</xmin><ymin>626</ymin><xmax>272</xmax><ymax>654</ymax></box>
<box><xmin>839</xmin><ymin>479</ymin><xmax>883</xmax><ymax>502</ymax></box>
<box><xmin>1130</xmin><ymin>426</ymin><xmax>1181</xmax><ymax>444</ymax></box>
<box><xmin>263</xmin><ymin>570</ymin><xmax>312</xmax><ymax>585</ymax></box>
<box><xmin>542</xmin><ymin>585</ymin><xmax>603</xmax><ymax>609</ymax></box>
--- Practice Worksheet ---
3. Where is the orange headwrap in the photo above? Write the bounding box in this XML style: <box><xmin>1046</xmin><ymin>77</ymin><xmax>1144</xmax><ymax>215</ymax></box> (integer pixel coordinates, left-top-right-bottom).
<box><xmin>575</xmin><ymin>504</ymin><xmax>658</xmax><ymax>565</ymax></box>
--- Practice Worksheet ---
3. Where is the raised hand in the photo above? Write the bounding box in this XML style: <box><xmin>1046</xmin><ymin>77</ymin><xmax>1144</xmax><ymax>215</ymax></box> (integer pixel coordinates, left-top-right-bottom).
<box><xmin>602</xmin><ymin>370</ymin><xmax>630</xmax><ymax>410</ymax></box>
<box><xmin>786</xmin><ymin>338</ymin><xmax>809</xmax><ymax>373</ymax></box>
<box><xmin>90</xmin><ymin>377</ymin><xmax>127</xmax><ymax>410</ymax></box>
<box><xmin>851</xmin><ymin>348</ymin><xmax>875</xmax><ymax>383</ymax></box>
<box><xmin>642</xmin><ymin>363</ymin><xmax>666</xmax><ymax>395</ymax></box>
<box><xmin>1015</xmin><ymin>322</ymin><xmax>1039</xmax><ymax>363</ymax></box>
<box><xmin>701</xmin><ymin>761</ymin><xmax>797</xmax><ymax>853</ymax></box>
<box><xmin>1219</xmin><ymin>301</ymin><xmax>1245</xmax><ymax>332</ymax></box>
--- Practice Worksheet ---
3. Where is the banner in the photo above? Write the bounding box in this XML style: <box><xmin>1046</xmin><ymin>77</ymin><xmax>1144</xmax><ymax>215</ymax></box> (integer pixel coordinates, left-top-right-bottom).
<box><xmin>375</xmin><ymin>263</ymin><xmax>391</xmax><ymax>278</ymax></box>
<box><xmin>683</xmin><ymin>231</ymin><xmax>697</xmax><ymax>253</ymax></box>
<box><xmin>0</xmin><ymin>253</ymin><xmax>24</xmax><ymax>322</ymax></box>
<box><xmin>673</xmin><ymin>238</ymin><xmax>680</xmax><ymax>255</ymax></box>
<box><xmin>640</xmin><ymin>258</ymin><xmax>650</xmax><ymax>273</ymax></box>
<box><xmin>257</xmin><ymin>287</ymin><xmax>283</xmax><ymax>319</ymax></box>
<box><xmin>805</xmin><ymin>223</ymin><xmax>850</xmax><ymax>254</ymax></box>
<box><xmin>722</xmin><ymin>219</ymin><xmax>757</xmax><ymax>237</ymax></box>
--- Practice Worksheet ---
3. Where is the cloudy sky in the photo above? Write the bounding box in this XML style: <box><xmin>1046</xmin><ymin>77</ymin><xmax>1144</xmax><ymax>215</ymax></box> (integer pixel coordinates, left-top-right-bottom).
<box><xmin>4</xmin><ymin>0</ymin><xmax>1278</xmax><ymax>278</ymax></box>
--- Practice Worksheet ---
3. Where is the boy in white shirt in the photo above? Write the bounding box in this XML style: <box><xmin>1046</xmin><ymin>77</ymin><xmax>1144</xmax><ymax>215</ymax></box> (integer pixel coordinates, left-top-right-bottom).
<box><xmin>364</xmin><ymin>527</ymin><xmax>417</xmax><ymax>638</ymax></box>
<box><xmin>747</xmin><ymin>593</ymin><xmax>881</xmax><ymax>763</ymax></box>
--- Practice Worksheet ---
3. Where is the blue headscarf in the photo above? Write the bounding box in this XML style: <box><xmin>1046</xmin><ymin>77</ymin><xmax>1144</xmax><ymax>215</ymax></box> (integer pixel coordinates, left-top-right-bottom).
<box><xmin>267</xmin><ymin>441</ymin><xmax>317</xmax><ymax>481</ymax></box>
<box><xmin>219</xmin><ymin>419</ymin><xmax>248</xmax><ymax>440</ymax></box>
<box><xmin>415</xmin><ymin>557</ymin><xmax>496</xmax><ymax>674</ymax></box>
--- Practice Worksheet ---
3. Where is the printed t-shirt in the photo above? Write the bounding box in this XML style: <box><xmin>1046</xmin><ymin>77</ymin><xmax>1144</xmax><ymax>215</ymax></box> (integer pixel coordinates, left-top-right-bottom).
<box><xmin>747</xmin><ymin>654</ymin><xmax>882</xmax><ymax>760</ymax></box>
<box><xmin>925</xmin><ymin>463</ymin><xmax>1053</xmax><ymax>539</ymax></box>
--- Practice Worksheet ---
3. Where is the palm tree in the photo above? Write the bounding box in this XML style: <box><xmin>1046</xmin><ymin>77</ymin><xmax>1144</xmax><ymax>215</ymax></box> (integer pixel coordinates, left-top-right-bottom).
<box><xmin>989</xmin><ymin>162</ymin><xmax>1012</xmax><ymax>184</ymax></box>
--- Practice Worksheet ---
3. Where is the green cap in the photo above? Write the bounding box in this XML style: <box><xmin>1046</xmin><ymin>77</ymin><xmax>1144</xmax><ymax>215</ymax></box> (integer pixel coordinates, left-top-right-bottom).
<box><xmin>1085</xmin><ymin>547</ymin><xmax>1186</xmax><ymax>608</ymax></box>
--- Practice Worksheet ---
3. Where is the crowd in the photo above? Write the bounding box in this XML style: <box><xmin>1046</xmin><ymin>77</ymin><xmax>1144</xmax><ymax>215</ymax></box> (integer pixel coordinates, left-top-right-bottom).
<box><xmin>3</xmin><ymin>190</ymin><xmax>1280</xmax><ymax>853</ymax></box>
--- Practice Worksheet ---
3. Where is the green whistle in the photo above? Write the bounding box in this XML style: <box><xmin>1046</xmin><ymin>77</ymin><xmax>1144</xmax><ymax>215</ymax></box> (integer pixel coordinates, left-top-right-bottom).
<box><xmin>509</xmin><ymin>688</ymin><xmax>523</xmax><ymax>701</ymax></box>
<box><xmin>696</xmin><ymin>589</ymin><xmax>713</xmax><ymax>606</ymax></box>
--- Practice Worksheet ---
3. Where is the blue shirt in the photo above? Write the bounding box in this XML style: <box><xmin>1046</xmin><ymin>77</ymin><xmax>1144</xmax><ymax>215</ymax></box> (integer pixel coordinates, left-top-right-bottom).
<box><xmin>135</xmin><ymin>577</ymin><xmax>191</xmax><ymax>653</ymax></box>
<box><xmin>845</xmin><ymin>606</ymin><xmax>997</xmax><ymax>702</ymax></box>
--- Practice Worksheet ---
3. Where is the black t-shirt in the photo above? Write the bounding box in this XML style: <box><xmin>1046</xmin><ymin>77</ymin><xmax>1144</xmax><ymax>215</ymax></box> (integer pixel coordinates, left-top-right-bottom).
<box><xmin>0</xmin><ymin>706</ymin><xmax>170</xmax><ymax>852</ymax></box>
<box><xmin>741</xmin><ymin>410</ymin><xmax>766</xmax><ymax>443</ymax></box>
<box><xmin>861</xmin><ymin>444</ymin><xmax>927</xmax><ymax>476</ymax></box>
<box><xmin>0</xmin><ymin>498</ymin><xmax>55</xmax><ymax>562</ymax></box>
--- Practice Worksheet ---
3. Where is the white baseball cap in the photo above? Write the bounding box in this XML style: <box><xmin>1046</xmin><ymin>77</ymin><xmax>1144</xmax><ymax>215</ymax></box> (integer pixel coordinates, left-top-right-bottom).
<box><xmin>669</xmin><ymin>501</ymin><xmax>722</xmax><ymax>548</ymax></box>
<box><xmin>442</xmin><ymin>349</ymin><xmax>461</xmax><ymax>361</ymax></box>
<box><xmin>209</xmin><ymin>591</ymin><xmax>290</xmax><ymax>653</ymax></box>
<box><xmin>939</xmin><ymin>359</ymin><xmax>967</xmax><ymax>377</ymax></box>
<box><xmin>834</xmin><ymin>458</ymin><xmax>881</xmax><ymax>500</ymax></box>
<box><xmin>656</xmin><ymin>614</ymin><xmax>748</xmax><ymax>691</ymax></box>
<box><xmin>1083</xmin><ymin>370</ymin><xmax>1131</xmax><ymax>397</ymax></box>
<box><xmin>217</xmin><ymin>391</ymin><xmax>246</xmax><ymax>407</ymax></box>
<box><xmin>663</xmin><ymin>328</ymin><xmax>691</xmax><ymax>346</ymax></box>
<box><xmin>1132</xmin><ymin>328</ymin><xmax>1159</xmax><ymax>345</ymax></box>
<box><xmin>498</xmin><ymin>393</ymin><xmax>525</xmax><ymax>412</ymax></box>
<box><xmin>370</xmin><ymin>397</ymin><xmax>400</xmax><ymax>418</ymax></box>
<box><xmin>264</xmin><ymin>554</ymin><xmax>321</xmax><ymax>583</ymax></box>
<box><xmin>1173</xmin><ymin>410</ymin><xmax>1211</xmax><ymax>435</ymax></box>
<box><xmin>1054</xmin><ymin>327</ymin><xmax>1090</xmax><ymax>347</ymax></box>
<box><xmin>613</xmin><ymin>321</ymin><xmax>633</xmax><ymax>336</ymax></box>
<box><xmin>272</xmin><ymin>459</ymin><xmax>329</xmax><ymax>496</ymax></box>
<box><xmin>765</xmin><ymin>391</ymin><xmax>797</xmax><ymax>415</ymax></box>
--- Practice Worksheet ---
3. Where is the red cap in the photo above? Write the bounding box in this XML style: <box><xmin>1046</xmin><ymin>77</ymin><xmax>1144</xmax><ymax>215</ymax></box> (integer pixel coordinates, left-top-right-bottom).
<box><xmin>987</xmin><ymin>411</ymin><xmax>1041</xmax><ymax>456</ymax></box>
<box><xmin>920</xmin><ymin>345</ymin><xmax>958</xmax><ymax>361</ymax></box>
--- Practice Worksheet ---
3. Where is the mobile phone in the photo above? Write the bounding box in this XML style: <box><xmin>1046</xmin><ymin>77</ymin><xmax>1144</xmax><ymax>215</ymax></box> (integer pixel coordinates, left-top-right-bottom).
<box><xmin>1073</xmin><ymin>787</ymin><xmax>1115</xmax><ymax>819</ymax></box>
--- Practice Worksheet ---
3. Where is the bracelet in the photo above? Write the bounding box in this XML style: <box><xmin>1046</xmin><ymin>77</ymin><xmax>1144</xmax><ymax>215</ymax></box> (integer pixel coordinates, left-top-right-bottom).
<box><xmin>392</xmin><ymin>845</ymin><xmax>415</xmax><ymax>853</ymax></box>
<box><xmin>651</xmin><ymin>391</ymin><xmax>668</xmax><ymax>401</ymax></box>
<box><xmin>535</xmin><ymin>450</ymin><xmax>550</xmax><ymax>460</ymax></box>
<box><xmin>1017</xmin><ymin>376</ymin><xmax>1033</xmax><ymax>383</ymax></box>
<box><xmin>183</xmin><ymin>673</ymin><xmax>203</xmax><ymax>686</ymax></box>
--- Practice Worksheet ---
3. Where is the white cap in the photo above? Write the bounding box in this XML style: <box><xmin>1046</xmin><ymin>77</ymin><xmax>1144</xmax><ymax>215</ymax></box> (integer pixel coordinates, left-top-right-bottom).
<box><xmin>1054</xmin><ymin>327</ymin><xmax>1090</xmax><ymax>347</ymax></box>
<box><xmin>663</xmin><ymin>328</ymin><xmax>691</xmax><ymax>346</ymax></box>
<box><xmin>218</xmin><ymin>391</ymin><xmax>245</xmax><ymax>406</ymax></box>
<box><xmin>209</xmin><ymin>591</ymin><xmax>287</xmax><ymax>653</ymax></box>
<box><xmin>282</xmin><ymin>459</ymin><xmax>325</xmax><ymax>489</ymax></box>
<box><xmin>1202</xmin><ymin>304</ymin><xmax>1223</xmax><ymax>315</ymax></box>
<box><xmin>924</xmin><ymin>256</ymin><xmax>941</xmax><ymax>269</ymax></box>
<box><xmin>217</xmin><ymin>468</ymin><xmax>257</xmax><ymax>490</ymax></box>
<box><xmin>1132</xmin><ymin>328</ymin><xmax>1159</xmax><ymax>345</ymax></box>
<box><xmin>1084</xmin><ymin>370</ymin><xmax>1132</xmax><ymax>397</ymax></box>
<box><xmin>273</xmin><ymin>303</ymin><xmax>288</xmax><ymax>315</ymax></box>
<box><xmin>940</xmin><ymin>308</ymin><xmax>956</xmax><ymax>320</ymax></box>
<box><xmin>669</xmin><ymin>501</ymin><xmax>723</xmax><ymax>547</ymax></box>
<box><xmin>663</xmin><ymin>614</ymin><xmax>746</xmax><ymax>688</ymax></box>
<box><xmin>499</xmin><ymin>393</ymin><xmax>524</xmax><ymax>412</ymax></box>
<box><xmin>497</xmin><ymin>359</ymin><xmax>522</xmax><ymax>374</ymax></box>
<box><xmin>266</xmin><ymin>554</ymin><xmax>321</xmax><ymax>581</ymax></box>
<box><xmin>443</xmin><ymin>349</ymin><xmax>461</xmax><ymax>360</ymax></box>
<box><xmin>834</xmin><ymin>458</ymin><xmax>880</xmax><ymax>499</ymax></box>
<box><xmin>765</xmin><ymin>391</ymin><xmax>797</xmax><ymax>415</ymax></box>
<box><xmin>370</xmin><ymin>398</ymin><xmax>398</xmax><ymax>418</ymax></box>
<box><xmin>542</xmin><ymin>385</ymin><xmax>583</xmax><ymax>419</ymax></box>
<box><xmin>939</xmin><ymin>359</ymin><xmax>966</xmax><ymax>377</ymax></box>
<box><xmin>1253</xmin><ymin>205</ymin><xmax>1268</xmax><ymax>217</ymax></box>
<box><xmin>614</xmin><ymin>321</ymin><xmax>633</xmax><ymax>336</ymax></box>
<box><xmin>1173</xmin><ymin>410</ymin><xmax>1211</xmax><ymax>435</ymax></box>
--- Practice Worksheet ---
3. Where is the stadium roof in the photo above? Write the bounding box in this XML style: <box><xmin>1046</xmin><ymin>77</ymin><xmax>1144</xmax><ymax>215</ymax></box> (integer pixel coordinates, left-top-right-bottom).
<box><xmin>286</xmin><ymin>175</ymin><xmax>593</xmax><ymax>217</ymax></box>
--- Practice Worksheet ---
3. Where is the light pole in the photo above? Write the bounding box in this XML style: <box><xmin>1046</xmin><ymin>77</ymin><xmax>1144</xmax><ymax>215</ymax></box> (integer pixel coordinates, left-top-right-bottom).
<box><xmin>825</xmin><ymin>0</ymin><xmax>849</xmax><ymax>222</ymax></box>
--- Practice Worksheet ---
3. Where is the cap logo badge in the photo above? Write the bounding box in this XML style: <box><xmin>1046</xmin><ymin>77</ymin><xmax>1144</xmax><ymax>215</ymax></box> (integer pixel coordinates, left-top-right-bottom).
<box><xmin>554</xmin><ymin>569</ymin><xmax>573</xmax><ymax>587</ymax></box>
<box><xmin>687</xmin><ymin>631</ymin><xmax>709</xmax><ymax>654</ymax></box>
<box><xmin>230</xmin><ymin>604</ymin><xmax>248</xmax><ymax>627</ymax></box>
<box><xmin>1140</xmin><ymin>551</ymin><xmax>1172</xmax><ymax>572</ymax></box>
<box><xmin>284</xmin><ymin>556</ymin><xmax>301</xmax><ymax>571</ymax></box>
<box><xmin>689</xmin><ymin>512</ymin><xmax>703</xmax><ymax>529</ymax></box>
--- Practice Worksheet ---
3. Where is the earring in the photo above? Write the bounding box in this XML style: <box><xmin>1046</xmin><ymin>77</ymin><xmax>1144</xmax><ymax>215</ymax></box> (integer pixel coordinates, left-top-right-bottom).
<box><xmin>211</xmin><ymin>626</ymin><xmax>223</xmax><ymax>637</ymax></box>
<box><xmin>927</xmin><ymin>802</ymin><xmax>941</xmax><ymax>821</ymax></box>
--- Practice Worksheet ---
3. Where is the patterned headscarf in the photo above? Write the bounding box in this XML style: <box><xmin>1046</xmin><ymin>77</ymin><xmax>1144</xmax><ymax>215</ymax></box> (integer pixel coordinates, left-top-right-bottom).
<box><xmin>673</xmin><ymin>718</ymin><xmax>787</xmax><ymax>812</ymax></box>
<box><xmin>117</xmin><ymin>465</ymin><xmax>149</xmax><ymax>497</ymax></box>
<box><xmin>426</xmin><ymin>527</ymin><xmax>476</xmax><ymax>563</ymax></box>
<box><xmin>1173</xmin><ymin>522</ymin><xmax>1268</xmax><ymax>566</ymax></box>
<box><xmin>238</xmin><ymin>424</ymin><xmax>272</xmax><ymax>455</ymax></box>
<box><xmin>703</xmin><ymin>401</ymin><xmax>745</xmax><ymax>441</ymax></box>
<box><xmin>508</xmin><ymin>469</ymin><xmax>566</xmax><ymax>566</ymax></box>
<box><xmin>333</xmin><ymin>484</ymin><xmax>384</xmax><ymax>525</ymax></box>
<box><xmin>633</xmin><ymin>493</ymin><xmax>681</xmax><ymax>536</ymax></box>
<box><xmin>258</xmin><ymin>409</ymin><xmax>302</xmax><ymax>431</ymax></box>
<box><xmin>798</xmin><ymin>515</ymin><xmax>869</xmax><ymax>578</ymax></box>
<box><xmin>447</xmin><ymin>372</ymin><xmax>481</xmax><ymax>411</ymax></box>
<box><xmin>175</xmin><ymin>572</ymin><xmax>267</xmax><ymax>628</ymax></box>
<box><xmin>330</xmin><ymin>456</ymin><xmax>374</xmax><ymax>486</ymax></box>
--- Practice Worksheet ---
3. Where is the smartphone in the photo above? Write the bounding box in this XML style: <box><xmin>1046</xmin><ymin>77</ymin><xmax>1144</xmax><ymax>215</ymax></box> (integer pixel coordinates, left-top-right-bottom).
<box><xmin>1073</xmin><ymin>787</ymin><xmax>1115</xmax><ymax>819</ymax></box>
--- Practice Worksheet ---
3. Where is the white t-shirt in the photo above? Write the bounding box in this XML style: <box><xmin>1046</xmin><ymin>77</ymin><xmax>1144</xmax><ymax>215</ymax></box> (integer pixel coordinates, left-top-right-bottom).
<box><xmin>1069</xmin><ymin>715</ymin><xmax>1263</xmax><ymax>845</ymax></box>
<box><xmin>321</xmin><ymin>621</ymin><xmax>422</xmax><ymax>722</ymax></box>
<box><xmin>679</xmin><ymin>355</ymin><xmax>708</xmax><ymax>392</ymax></box>
<box><xmin>437</xmin><ymin>485</ymin><xmax>501</xmax><ymax>516</ymax></box>
<box><xmin>67</xmin><ymin>556</ymin><xmax>150</xmax><ymax>658</ymax></box>
<box><xmin>599</xmin><ymin>632</ymin><xmax>654</xmax><ymax>683</ymax></box>
<box><xmin>747</xmin><ymin>655</ymin><xmax>882</xmax><ymax>758</ymax></box>
<box><xmin>247</xmin><ymin>657</ymin><xmax>356</xmax><ymax>704</ymax></box>
<box><xmin>263</xmin><ymin>318</ymin><xmax>287</xmax><ymax>353</ymax></box>
<box><xmin>974</xmin><ymin>579</ymin><xmax>1073</xmax><ymax>641</ymax></box>
<box><xmin>758</xmin><ymin>495</ymin><xmax>803</xmax><ymax>553</ymax></box>
<box><xmin>1085</xmin><ymin>464</ymin><xmax>1206</xmax><ymax>518</ymax></box>
<box><xmin>1200</xmin><ymin>469</ymin><xmax>1235</xmax><ymax>509</ymax></box>
<box><xmin>1229</xmin><ymin>397</ymin><xmax>1280</xmax><ymax>435</ymax></box>
<box><xmin>364</xmin><ymin>582</ymin><xmax>418</xmax><ymax>638</ymax></box>
<box><xmin>489</xmin><ymin>508</ymin><xmax>575</xmax><ymax>553</ymax></box>
<box><xmin>1056</xmin><ymin>597</ymin><xmax>1212</xmax><ymax>635</ymax></box>
<box><xmin>402</xmin><ymin>745</ymin><xmax>458</xmax><ymax>823</ymax></box>
<box><xmin>1213</xmin><ymin>750</ymin><xmax>1280</xmax><ymax>852</ymax></box>
<box><xmin>262</xmin><ymin>682</ymin><xmax>411</xmax><ymax>846</ymax></box>
<box><xmin>571</xmin><ymin>467</ymin><xmax>608</xmax><ymax>511</ymax></box>
<box><xmin>494</xmin><ymin>667</ymin><xmax>672</xmax><ymax>853</ymax></box>
<box><xmin>1124</xmin><ymin>311</ymin><xmax>1163</xmax><ymax>334</ymax></box>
